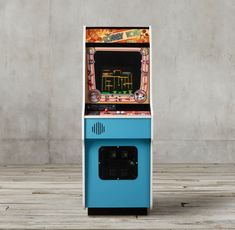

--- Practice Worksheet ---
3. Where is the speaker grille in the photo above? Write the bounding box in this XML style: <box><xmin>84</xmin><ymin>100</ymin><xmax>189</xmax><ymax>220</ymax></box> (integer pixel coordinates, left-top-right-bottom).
<box><xmin>92</xmin><ymin>122</ymin><xmax>105</xmax><ymax>135</ymax></box>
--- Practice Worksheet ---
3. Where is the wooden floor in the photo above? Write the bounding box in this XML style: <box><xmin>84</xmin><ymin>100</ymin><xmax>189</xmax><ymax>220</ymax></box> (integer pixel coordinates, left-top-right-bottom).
<box><xmin>0</xmin><ymin>164</ymin><xmax>234</xmax><ymax>229</ymax></box>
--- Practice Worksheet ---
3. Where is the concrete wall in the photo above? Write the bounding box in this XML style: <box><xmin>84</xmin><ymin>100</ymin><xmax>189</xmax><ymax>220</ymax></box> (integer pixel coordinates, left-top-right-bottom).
<box><xmin>0</xmin><ymin>0</ymin><xmax>235</xmax><ymax>164</ymax></box>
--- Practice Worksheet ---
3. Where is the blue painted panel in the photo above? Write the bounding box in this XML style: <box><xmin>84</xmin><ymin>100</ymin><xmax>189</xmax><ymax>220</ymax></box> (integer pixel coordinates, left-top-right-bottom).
<box><xmin>85</xmin><ymin>118</ymin><xmax>151</xmax><ymax>139</ymax></box>
<box><xmin>85</xmin><ymin>139</ymin><xmax>150</xmax><ymax>208</ymax></box>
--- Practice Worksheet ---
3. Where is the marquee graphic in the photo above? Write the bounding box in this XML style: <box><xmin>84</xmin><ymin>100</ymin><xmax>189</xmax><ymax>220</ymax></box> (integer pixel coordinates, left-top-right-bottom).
<box><xmin>86</xmin><ymin>28</ymin><xmax>149</xmax><ymax>43</ymax></box>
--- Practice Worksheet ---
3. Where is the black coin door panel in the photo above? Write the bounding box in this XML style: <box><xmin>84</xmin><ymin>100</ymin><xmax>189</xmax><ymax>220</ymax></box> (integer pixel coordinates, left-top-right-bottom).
<box><xmin>99</xmin><ymin>146</ymin><xmax>138</xmax><ymax>180</ymax></box>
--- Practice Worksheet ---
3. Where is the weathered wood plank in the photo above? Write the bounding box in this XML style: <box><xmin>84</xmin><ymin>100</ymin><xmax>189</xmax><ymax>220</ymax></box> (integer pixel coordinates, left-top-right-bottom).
<box><xmin>0</xmin><ymin>164</ymin><xmax>234</xmax><ymax>229</ymax></box>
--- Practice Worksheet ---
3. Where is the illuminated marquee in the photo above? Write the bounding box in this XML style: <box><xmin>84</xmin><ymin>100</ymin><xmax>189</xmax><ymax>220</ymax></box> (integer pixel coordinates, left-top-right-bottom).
<box><xmin>86</xmin><ymin>28</ymin><xmax>149</xmax><ymax>43</ymax></box>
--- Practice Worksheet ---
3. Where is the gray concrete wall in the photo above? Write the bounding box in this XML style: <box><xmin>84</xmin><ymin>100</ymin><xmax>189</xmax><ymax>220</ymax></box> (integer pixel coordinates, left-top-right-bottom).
<box><xmin>0</xmin><ymin>0</ymin><xmax>235</xmax><ymax>164</ymax></box>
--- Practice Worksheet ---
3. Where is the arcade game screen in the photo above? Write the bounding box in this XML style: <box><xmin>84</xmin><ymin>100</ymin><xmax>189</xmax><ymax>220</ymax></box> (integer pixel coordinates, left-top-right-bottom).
<box><xmin>95</xmin><ymin>51</ymin><xmax>141</xmax><ymax>95</ymax></box>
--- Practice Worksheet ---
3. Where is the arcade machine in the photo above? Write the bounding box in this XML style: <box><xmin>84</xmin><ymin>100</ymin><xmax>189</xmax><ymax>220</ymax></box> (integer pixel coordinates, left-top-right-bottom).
<box><xmin>82</xmin><ymin>26</ymin><xmax>153</xmax><ymax>215</ymax></box>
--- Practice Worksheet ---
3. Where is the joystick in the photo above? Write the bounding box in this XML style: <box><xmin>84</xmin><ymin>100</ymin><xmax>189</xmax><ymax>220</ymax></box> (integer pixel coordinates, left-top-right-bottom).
<box><xmin>104</xmin><ymin>107</ymin><xmax>109</xmax><ymax>114</ymax></box>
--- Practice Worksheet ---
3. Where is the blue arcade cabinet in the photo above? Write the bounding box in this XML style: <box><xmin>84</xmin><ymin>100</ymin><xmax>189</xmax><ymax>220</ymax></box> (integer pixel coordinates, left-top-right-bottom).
<box><xmin>82</xmin><ymin>26</ymin><xmax>153</xmax><ymax>215</ymax></box>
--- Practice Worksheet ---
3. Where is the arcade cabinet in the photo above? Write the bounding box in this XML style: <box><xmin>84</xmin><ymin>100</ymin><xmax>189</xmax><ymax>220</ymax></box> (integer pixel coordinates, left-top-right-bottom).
<box><xmin>82</xmin><ymin>26</ymin><xmax>153</xmax><ymax>215</ymax></box>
